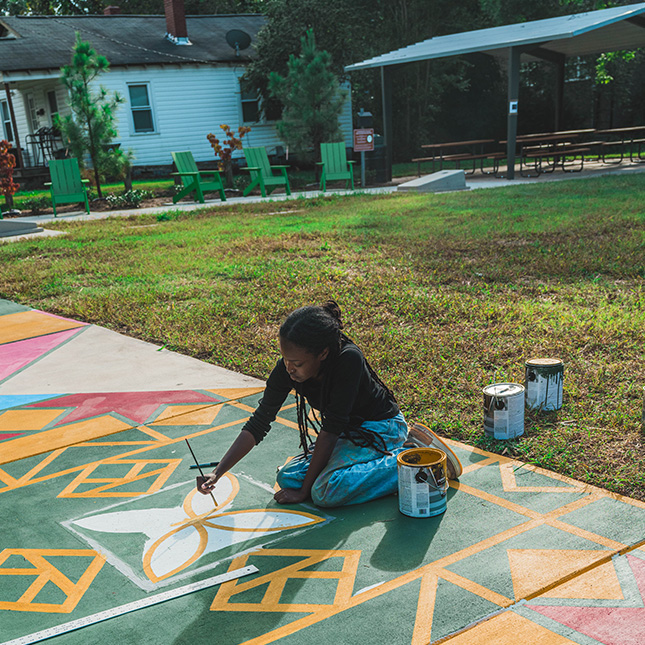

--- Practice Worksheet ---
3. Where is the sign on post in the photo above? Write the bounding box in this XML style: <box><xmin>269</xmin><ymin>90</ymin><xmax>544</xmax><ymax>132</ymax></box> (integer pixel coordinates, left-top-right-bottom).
<box><xmin>354</xmin><ymin>128</ymin><xmax>374</xmax><ymax>188</ymax></box>
<box><xmin>353</xmin><ymin>128</ymin><xmax>374</xmax><ymax>152</ymax></box>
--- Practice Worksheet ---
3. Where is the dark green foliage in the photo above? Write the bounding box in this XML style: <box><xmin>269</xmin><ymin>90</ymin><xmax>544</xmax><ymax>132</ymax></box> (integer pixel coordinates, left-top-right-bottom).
<box><xmin>57</xmin><ymin>34</ymin><xmax>127</xmax><ymax>199</ymax></box>
<box><xmin>268</xmin><ymin>30</ymin><xmax>346</xmax><ymax>161</ymax></box>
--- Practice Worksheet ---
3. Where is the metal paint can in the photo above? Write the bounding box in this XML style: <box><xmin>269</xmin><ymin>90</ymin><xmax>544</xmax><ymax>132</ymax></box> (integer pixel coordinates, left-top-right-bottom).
<box><xmin>525</xmin><ymin>358</ymin><xmax>564</xmax><ymax>412</ymax></box>
<box><xmin>483</xmin><ymin>383</ymin><xmax>525</xmax><ymax>439</ymax></box>
<box><xmin>397</xmin><ymin>447</ymin><xmax>448</xmax><ymax>518</ymax></box>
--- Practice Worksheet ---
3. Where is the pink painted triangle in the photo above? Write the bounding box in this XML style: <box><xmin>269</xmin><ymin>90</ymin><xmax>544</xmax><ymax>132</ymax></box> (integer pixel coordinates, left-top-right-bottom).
<box><xmin>530</xmin><ymin>556</ymin><xmax>645</xmax><ymax>645</ymax></box>
<box><xmin>30</xmin><ymin>390</ymin><xmax>224</xmax><ymax>426</ymax></box>
<box><xmin>0</xmin><ymin>328</ymin><xmax>81</xmax><ymax>381</ymax></box>
<box><xmin>0</xmin><ymin>432</ymin><xmax>24</xmax><ymax>442</ymax></box>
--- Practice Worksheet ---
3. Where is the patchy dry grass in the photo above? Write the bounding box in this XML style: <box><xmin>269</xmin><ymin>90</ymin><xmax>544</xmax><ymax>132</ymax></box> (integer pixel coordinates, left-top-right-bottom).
<box><xmin>1</xmin><ymin>173</ymin><xmax>644</xmax><ymax>499</ymax></box>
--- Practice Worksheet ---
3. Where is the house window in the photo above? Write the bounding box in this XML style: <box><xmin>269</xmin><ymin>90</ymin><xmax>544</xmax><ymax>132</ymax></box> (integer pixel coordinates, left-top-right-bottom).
<box><xmin>240</xmin><ymin>80</ymin><xmax>260</xmax><ymax>123</ymax></box>
<box><xmin>47</xmin><ymin>90</ymin><xmax>59</xmax><ymax>121</ymax></box>
<box><xmin>1</xmin><ymin>100</ymin><xmax>13</xmax><ymax>142</ymax></box>
<box><xmin>128</xmin><ymin>84</ymin><xmax>155</xmax><ymax>133</ymax></box>
<box><xmin>26</xmin><ymin>94</ymin><xmax>39</xmax><ymax>132</ymax></box>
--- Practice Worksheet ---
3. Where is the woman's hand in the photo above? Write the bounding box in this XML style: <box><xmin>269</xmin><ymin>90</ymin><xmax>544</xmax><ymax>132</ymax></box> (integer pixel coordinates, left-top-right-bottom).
<box><xmin>198</xmin><ymin>470</ymin><xmax>219</xmax><ymax>495</ymax></box>
<box><xmin>274</xmin><ymin>487</ymin><xmax>308</xmax><ymax>505</ymax></box>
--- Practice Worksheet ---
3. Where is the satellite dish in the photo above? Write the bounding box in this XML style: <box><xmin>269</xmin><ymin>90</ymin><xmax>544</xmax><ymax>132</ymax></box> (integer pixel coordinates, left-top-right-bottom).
<box><xmin>226</xmin><ymin>30</ymin><xmax>252</xmax><ymax>56</ymax></box>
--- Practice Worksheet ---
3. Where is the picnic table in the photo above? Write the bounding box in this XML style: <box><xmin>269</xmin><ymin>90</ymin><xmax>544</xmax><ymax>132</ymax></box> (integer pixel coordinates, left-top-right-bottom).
<box><xmin>594</xmin><ymin>125</ymin><xmax>645</xmax><ymax>163</ymax></box>
<box><xmin>501</xmin><ymin>130</ymin><xmax>594</xmax><ymax>177</ymax></box>
<box><xmin>412</xmin><ymin>138</ymin><xmax>503</xmax><ymax>176</ymax></box>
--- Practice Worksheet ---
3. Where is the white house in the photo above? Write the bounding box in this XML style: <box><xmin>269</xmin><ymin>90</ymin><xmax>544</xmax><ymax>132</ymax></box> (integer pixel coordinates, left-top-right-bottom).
<box><xmin>0</xmin><ymin>1</ymin><xmax>352</xmax><ymax>176</ymax></box>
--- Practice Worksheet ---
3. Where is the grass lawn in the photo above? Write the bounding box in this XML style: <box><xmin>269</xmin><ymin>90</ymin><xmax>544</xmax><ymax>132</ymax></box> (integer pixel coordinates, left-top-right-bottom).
<box><xmin>1</xmin><ymin>173</ymin><xmax>643</xmax><ymax>500</ymax></box>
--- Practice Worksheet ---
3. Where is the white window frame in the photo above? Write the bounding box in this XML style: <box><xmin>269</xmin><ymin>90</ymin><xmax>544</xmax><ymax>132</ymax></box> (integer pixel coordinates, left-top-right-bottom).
<box><xmin>0</xmin><ymin>100</ymin><xmax>13</xmax><ymax>143</ymax></box>
<box><xmin>237</xmin><ymin>76</ymin><xmax>282</xmax><ymax>125</ymax></box>
<box><xmin>239</xmin><ymin>78</ymin><xmax>261</xmax><ymax>124</ymax></box>
<box><xmin>47</xmin><ymin>89</ymin><xmax>59</xmax><ymax>124</ymax></box>
<box><xmin>127</xmin><ymin>82</ymin><xmax>157</xmax><ymax>134</ymax></box>
<box><xmin>25</xmin><ymin>93</ymin><xmax>39</xmax><ymax>133</ymax></box>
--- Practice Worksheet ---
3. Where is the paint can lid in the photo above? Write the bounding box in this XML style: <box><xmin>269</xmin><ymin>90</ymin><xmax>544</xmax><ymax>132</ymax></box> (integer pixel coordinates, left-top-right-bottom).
<box><xmin>483</xmin><ymin>382</ymin><xmax>525</xmax><ymax>397</ymax></box>
<box><xmin>526</xmin><ymin>358</ymin><xmax>562</xmax><ymax>367</ymax></box>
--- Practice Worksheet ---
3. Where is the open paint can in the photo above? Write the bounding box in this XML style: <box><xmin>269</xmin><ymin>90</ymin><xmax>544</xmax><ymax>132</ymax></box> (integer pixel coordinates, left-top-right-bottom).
<box><xmin>397</xmin><ymin>447</ymin><xmax>448</xmax><ymax>518</ymax></box>
<box><xmin>525</xmin><ymin>358</ymin><xmax>564</xmax><ymax>411</ymax></box>
<box><xmin>483</xmin><ymin>383</ymin><xmax>525</xmax><ymax>439</ymax></box>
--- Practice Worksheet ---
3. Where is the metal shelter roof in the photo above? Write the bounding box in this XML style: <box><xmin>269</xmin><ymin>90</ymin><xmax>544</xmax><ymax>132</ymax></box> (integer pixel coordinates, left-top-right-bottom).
<box><xmin>345</xmin><ymin>2</ymin><xmax>645</xmax><ymax>71</ymax></box>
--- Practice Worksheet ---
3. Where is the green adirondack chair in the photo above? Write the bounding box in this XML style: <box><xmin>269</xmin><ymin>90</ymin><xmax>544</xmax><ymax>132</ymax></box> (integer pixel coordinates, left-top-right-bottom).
<box><xmin>242</xmin><ymin>147</ymin><xmax>291</xmax><ymax>197</ymax></box>
<box><xmin>318</xmin><ymin>142</ymin><xmax>355</xmax><ymax>191</ymax></box>
<box><xmin>45</xmin><ymin>158</ymin><xmax>90</xmax><ymax>217</ymax></box>
<box><xmin>171</xmin><ymin>151</ymin><xmax>226</xmax><ymax>203</ymax></box>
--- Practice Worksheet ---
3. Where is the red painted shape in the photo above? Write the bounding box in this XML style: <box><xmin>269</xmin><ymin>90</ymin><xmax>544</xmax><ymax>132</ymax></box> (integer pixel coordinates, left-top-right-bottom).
<box><xmin>530</xmin><ymin>555</ymin><xmax>645</xmax><ymax>645</ymax></box>
<box><xmin>28</xmin><ymin>391</ymin><xmax>224</xmax><ymax>426</ymax></box>
<box><xmin>0</xmin><ymin>433</ymin><xmax>23</xmax><ymax>442</ymax></box>
<box><xmin>0</xmin><ymin>328</ymin><xmax>81</xmax><ymax>381</ymax></box>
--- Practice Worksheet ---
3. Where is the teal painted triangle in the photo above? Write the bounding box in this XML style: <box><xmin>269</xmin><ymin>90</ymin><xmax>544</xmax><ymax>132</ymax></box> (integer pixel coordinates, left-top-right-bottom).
<box><xmin>0</xmin><ymin>299</ymin><xmax>30</xmax><ymax>316</ymax></box>
<box><xmin>269</xmin><ymin>577</ymin><xmax>422</xmax><ymax>644</ymax></box>
<box><xmin>430</xmin><ymin>578</ymin><xmax>503</xmax><ymax>642</ymax></box>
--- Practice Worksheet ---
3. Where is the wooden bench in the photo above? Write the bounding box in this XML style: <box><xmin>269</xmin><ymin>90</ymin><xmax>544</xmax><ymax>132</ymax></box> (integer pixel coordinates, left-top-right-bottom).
<box><xmin>441</xmin><ymin>151</ymin><xmax>506</xmax><ymax>176</ymax></box>
<box><xmin>520</xmin><ymin>146</ymin><xmax>591</xmax><ymax>176</ymax></box>
<box><xmin>414</xmin><ymin>138</ymin><xmax>496</xmax><ymax>175</ymax></box>
<box><xmin>413</xmin><ymin>150</ymin><xmax>504</xmax><ymax>176</ymax></box>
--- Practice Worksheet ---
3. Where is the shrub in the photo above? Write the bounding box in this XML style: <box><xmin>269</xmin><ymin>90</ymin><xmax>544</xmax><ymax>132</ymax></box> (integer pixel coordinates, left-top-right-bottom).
<box><xmin>21</xmin><ymin>194</ymin><xmax>52</xmax><ymax>215</ymax></box>
<box><xmin>105</xmin><ymin>189</ymin><xmax>153</xmax><ymax>209</ymax></box>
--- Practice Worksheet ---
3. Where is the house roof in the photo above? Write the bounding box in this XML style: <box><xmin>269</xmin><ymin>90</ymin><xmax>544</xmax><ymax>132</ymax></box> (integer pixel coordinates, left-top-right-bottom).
<box><xmin>345</xmin><ymin>2</ymin><xmax>645</xmax><ymax>70</ymax></box>
<box><xmin>0</xmin><ymin>14</ymin><xmax>266</xmax><ymax>79</ymax></box>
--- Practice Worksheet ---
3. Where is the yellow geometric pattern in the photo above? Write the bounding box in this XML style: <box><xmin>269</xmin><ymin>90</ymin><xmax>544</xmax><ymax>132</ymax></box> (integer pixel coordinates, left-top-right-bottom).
<box><xmin>507</xmin><ymin>549</ymin><xmax>609</xmax><ymax>600</ymax></box>
<box><xmin>541</xmin><ymin>558</ymin><xmax>624</xmax><ymax>600</ymax></box>
<box><xmin>211</xmin><ymin>548</ymin><xmax>361</xmax><ymax>614</ymax></box>
<box><xmin>0</xmin><ymin>408</ymin><xmax>64</xmax><ymax>432</ymax></box>
<box><xmin>151</xmin><ymin>403</ymin><xmax>223</xmax><ymax>426</ymax></box>
<box><xmin>57</xmin><ymin>458</ymin><xmax>181</xmax><ymax>498</ymax></box>
<box><xmin>499</xmin><ymin>463</ymin><xmax>586</xmax><ymax>494</ymax></box>
<box><xmin>0</xmin><ymin>548</ymin><xmax>105</xmax><ymax>613</ymax></box>
<box><xmin>441</xmin><ymin>611</ymin><xmax>582</xmax><ymax>644</ymax></box>
<box><xmin>0</xmin><ymin>391</ymin><xmax>270</xmax><ymax>495</ymax></box>
<box><xmin>0</xmin><ymin>310</ymin><xmax>83</xmax><ymax>345</ymax></box>
<box><xmin>0</xmin><ymin>416</ymin><xmax>132</xmax><ymax>467</ymax></box>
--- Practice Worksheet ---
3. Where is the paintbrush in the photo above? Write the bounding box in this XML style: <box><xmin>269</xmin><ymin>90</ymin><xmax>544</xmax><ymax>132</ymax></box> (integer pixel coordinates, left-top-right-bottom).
<box><xmin>184</xmin><ymin>438</ymin><xmax>218</xmax><ymax>509</ymax></box>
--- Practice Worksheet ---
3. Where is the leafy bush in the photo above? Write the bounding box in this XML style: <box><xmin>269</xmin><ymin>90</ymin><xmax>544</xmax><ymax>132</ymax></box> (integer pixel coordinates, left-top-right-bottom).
<box><xmin>21</xmin><ymin>194</ymin><xmax>52</xmax><ymax>215</ymax></box>
<box><xmin>105</xmin><ymin>189</ymin><xmax>153</xmax><ymax>209</ymax></box>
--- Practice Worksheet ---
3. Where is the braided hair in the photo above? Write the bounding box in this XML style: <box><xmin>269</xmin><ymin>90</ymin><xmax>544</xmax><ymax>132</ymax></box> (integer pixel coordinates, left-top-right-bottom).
<box><xmin>279</xmin><ymin>300</ymin><xmax>397</xmax><ymax>456</ymax></box>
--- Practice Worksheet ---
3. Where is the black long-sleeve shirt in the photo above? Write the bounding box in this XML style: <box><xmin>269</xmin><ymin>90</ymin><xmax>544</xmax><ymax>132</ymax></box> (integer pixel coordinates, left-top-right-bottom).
<box><xmin>242</xmin><ymin>342</ymin><xmax>399</xmax><ymax>444</ymax></box>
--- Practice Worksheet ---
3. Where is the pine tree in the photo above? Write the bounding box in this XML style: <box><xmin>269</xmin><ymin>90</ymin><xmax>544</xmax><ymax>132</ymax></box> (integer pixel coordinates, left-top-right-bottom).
<box><xmin>57</xmin><ymin>33</ymin><xmax>126</xmax><ymax>199</ymax></box>
<box><xmin>268</xmin><ymin>29</ymin><xmax>347</xmax><ymax>163</ymax></box>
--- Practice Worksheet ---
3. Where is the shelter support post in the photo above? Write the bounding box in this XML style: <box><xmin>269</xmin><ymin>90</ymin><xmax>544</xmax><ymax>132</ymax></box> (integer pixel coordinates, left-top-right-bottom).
<box><xmin>506</xmin><ymin>47</ymin><xmax>520</xmax><ymax>180</ymax></box>
<box><xmin>3</xmin><ymin>83</ymin><xmax>23</xmax><ymax>168</ymax></box>
<box><xmin>380</xmin><ymin>65</ymin><xmax>393</xmax><ymax>183</ymax></box>
<box><xmin>554</xmin><ymin>57</ymin><xmax>565</xmax><ymax>131</ymax></box>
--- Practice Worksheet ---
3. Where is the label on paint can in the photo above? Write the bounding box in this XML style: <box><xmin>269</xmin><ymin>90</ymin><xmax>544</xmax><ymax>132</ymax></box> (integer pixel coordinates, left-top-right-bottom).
<box><xmin>483</xmin><ymin>383</ymin><xmax>525</xmax><ymax>439</ymax></box>
<box><xmin>397</xmin><ymin>448</ymin><xmax>448</xmax><ymax>518</ymax></box>
<box><xmin>525</xmin><ymin>358</ymin><xmax>563</xmax><ymax>411</ymax></box>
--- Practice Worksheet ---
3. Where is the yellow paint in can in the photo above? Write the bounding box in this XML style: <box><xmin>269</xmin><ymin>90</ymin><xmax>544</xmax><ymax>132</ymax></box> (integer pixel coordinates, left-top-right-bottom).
<box><xmin>397</xmin><ymin>447</ymin><xmax>448</xmax><ymax>518</ymax></box>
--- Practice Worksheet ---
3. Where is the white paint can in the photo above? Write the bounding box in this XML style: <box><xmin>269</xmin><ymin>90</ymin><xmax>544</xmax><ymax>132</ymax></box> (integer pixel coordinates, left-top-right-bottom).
<box><xmin>397</xmin><ymin>448</ymin><xmax>448</xmax><ymax>518</ymax></box>
<box><xmin>525</xmin><ymin>358</ymin><xmax>564</xmax><ymax>412</ymax></box>
<box><xmin>483</xmin><ymin>383</ymin><xmax>525</xmax><ymax>439</ymax></box>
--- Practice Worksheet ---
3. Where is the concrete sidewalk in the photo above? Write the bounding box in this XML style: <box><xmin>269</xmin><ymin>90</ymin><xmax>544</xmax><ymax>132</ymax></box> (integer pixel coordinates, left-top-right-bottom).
<box><xmin>1</xmin><ymin>299</ymin><xmax>644</xmax><ymax>645</ymax></box>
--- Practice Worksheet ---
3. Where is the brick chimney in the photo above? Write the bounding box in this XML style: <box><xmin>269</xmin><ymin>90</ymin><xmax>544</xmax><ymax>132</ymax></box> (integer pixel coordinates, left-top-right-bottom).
<box><xmin>164</xmin><ymin>0</ymin><xmax>191</xmax><ymax>45</ymax></box>
<box><xmin>103</xmin><ymin>5</ymin><xmax>121</xmax><ymax>14</ymax></box>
